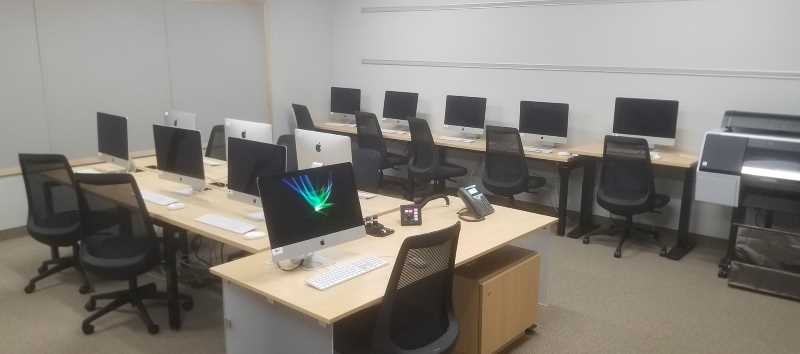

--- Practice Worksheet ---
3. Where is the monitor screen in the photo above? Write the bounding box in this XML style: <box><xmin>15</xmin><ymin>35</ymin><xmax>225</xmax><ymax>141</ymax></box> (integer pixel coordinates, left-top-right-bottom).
<box><xmin>153</xmin><ymin>125</ymin><xmax>204</xmax><ymax>180</ymax></box>
<box><xmin>613</xmin><ymin>97</ymin><xmax>678</xmax><ymax>139</ymax></box>
<box><xmin>259</xmin><ymin>163</ymin><xmax>363</xmax><ymax>249</ymax></box>
<box><xmin>444</xmin><ymin>95</ymin><xmax>487</xmax><ymax>129</ymax></box>
<box><xmin>331</xmin><ymin>87</ymin><xmax>361</xmax><ymax>115</ymax></box>
<box><xmin>97</xmin><ymin>112</ymin><xmax>128</xmax><ymax>160</ymax></box>
<box><xmin>227</xmin><ymin>137</ymin><xmax>286</xmax><ymax>197</ymax></box>
<box><xmin>519</xmin><ymin>101</ymin><xmax>569</xmax><ymax>138</ymax></box>
<box><xmin>383</xmin><ymin>91</ymin><xmax>419</xmax><ymax>120</ymax></box>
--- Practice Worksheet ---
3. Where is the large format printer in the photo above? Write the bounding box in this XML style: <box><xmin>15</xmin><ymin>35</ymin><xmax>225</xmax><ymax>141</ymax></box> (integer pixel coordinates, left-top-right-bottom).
<box><xmin>696</xmin><ymin>111</ymin><xmax>800</xmax><ymax>300</ymax></box>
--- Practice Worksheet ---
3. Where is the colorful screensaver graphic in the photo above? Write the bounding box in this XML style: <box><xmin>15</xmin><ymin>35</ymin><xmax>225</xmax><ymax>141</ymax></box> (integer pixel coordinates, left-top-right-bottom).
<box><xmin>282</xmin><ymin>174</ymin><xmax>334</xmax><ymax>214</ymax></box>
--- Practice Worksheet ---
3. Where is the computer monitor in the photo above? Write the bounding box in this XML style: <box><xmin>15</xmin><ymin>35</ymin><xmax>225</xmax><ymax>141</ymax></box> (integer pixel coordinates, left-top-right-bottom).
<box><xmin>163</xmin><ymin>110</ymin><xmax>197</xmax><ymax>130</ymax></box>
<box><xmin>330</xmin><ymin>87</ymin><xmax>361</xmax><ymax>118</ymax></box>
<box><xmin>613</xmin><ymin>97</ymin><xmax>679</xmax><ymax>148</ymax></box>
<box><xmin>97</xmin><ymin>112</ymin><xmax>132</xmax><ymax>170</ymax></box>
<box><xmin>382</xmin><ymin>91</ymin><xmax>419</xmax><ymax>123</ymax></box>
<box><xmin>444</xmin><ymin>95</ymin><xmax>487</xmax><ymax>136</ymax></box>
<box><xmin>227</xmin><ymin>137</ymin><xmax>286</xmax><ymax>205</ymax></box>
<box><xmin>295</xmin><ymin>129</ymin><xmax>352</xmax><ymax>170</ymax></box>
<box><xmin>259</xmin><ymin>162</ymin><xmax>365</xmax><ymax>264</ymax></box>
<box><xmin>519</xmin><ymin>101</ymin><xmax>569</xmax><ymax>147</ymax></box>
<box><xmin>153</xmin><ymin>124</ymin><xmax>205</xmax><ymax>193</ymax></box>
<box><xmin>225</xmin><ymin>118</ymin><xmax>273</xmax><ymax>145</ymax></box>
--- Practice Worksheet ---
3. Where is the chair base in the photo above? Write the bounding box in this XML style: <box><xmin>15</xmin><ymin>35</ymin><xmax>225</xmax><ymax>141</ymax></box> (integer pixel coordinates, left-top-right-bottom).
<box><xmin>582</xmin><ymin>217</ymin><xmax>668</xmax><ymax>259</ymax></box>
<box><xmin>25</xmin><ymin>245</ymin><xmax>92</xmax><ymax>294</ymax></box>
<box><xmin>82</xmin><ymin>278</ymin><xmax>193</xmax><ymax>335</ymax></box>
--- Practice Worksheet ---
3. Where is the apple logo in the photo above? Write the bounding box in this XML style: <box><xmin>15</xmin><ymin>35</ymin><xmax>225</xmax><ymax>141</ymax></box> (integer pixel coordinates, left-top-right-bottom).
<box><xmin>241</xmin><ymin>130</ymin><xmax>247</xmax><ymax>139</ymax></box>
<box><xmin>315</xmin><ymin>143</ymin><xmax>322</xmax><ymax>152</ymax></box>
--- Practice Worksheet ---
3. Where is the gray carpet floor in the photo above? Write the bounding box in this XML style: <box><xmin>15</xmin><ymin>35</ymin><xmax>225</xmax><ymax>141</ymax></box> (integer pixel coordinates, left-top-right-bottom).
<box><xmin>1</xmin><ymin>228</ymin><xmax>798</xmax><ymax>354</ymax></box>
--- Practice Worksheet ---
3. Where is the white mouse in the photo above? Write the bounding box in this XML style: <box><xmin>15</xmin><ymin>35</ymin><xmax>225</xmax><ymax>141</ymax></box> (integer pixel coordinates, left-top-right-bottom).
<box><xmin>244</xmin><ymin>231</ymin><xmax>267</xmax><ymax>240</ymax></box>
<box><xmin>557</xmin><ymin>151</ymin><xmax>570</xmax><ymax>157</ymax></box>
<box><xmin>167</xmin><ymin>203</ymin><xmax>185</xmax><ymax>210</ymax></box>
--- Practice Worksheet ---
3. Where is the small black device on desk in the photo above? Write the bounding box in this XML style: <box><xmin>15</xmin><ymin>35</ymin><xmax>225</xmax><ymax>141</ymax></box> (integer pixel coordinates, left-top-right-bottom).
<box><xmin>457</xmin><ymin>185</ymin><xmax>494</xmax><ymax>222</ymax></box>
<box><xmin>365</xmin><ymin>216</ymin><xmax>394</xmax><ymax>237</ymax></box>
<box><xmin>400</xmin><ymin>195</ymin><xmax>450</xmax><ymax>226</ymax></box>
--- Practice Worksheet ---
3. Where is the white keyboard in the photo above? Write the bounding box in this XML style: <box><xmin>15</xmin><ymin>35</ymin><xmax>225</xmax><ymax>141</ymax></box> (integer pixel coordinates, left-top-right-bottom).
<box><xmin>203</xmin><ymin>158</ymin><xmax>225</xmax><ymax>166</ymax></box>
<box><xmin>524</xmin><ymin>147</ymin><xmax>554</xmax><ymax>154</ymax></box>
<box><xmin>306</xmin><ymin>256</ymin><xmax>388</xmax><ymax>290</ymax></box>
<box><xmin>195</xmin><ymin>214</ymin><xmax>255</xmax><ymax>235</ymax></box>
<box><xmin>381</xmin><ymin>129</ymin><xmax>408</xmax><ymax>135</ymax></box>
<box><xmin>439</xmin><ymin>136</ymin><xmax>476</xmax><ymax>143</ymax></box>
<box><xmin>326</xmin><ymin>122</ymin><xmax>356</xmax><ymax>128</ymax></box>
<box><xmin>141</xmin><ymin>190</ymin><xmax>178</xmax><ymax>206</ymax></box>
<box><xmin>75</xmin><ymin>168</ymin><xmax>102</xmax><ymax>174</ymax></box>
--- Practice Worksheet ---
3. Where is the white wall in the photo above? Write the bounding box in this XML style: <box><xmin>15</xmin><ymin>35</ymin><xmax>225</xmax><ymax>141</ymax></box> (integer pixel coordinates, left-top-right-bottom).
<box><xmin>266</xmin><ymin>0</ymin><xmax>333</xmax><ymax>137</ymax></box>
<box><xmin>331</xmin><ymin>0</ymin><xmax>800</xmax><ymax>238</ymax></box>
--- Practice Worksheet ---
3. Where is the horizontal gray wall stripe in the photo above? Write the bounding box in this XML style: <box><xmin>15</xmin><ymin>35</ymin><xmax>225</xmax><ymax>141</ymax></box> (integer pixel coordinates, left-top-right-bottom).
<box><xmin>362</xmin><ymin>0</ymin><xmax>700</xmax><ymax>14</ymax></box>
<box><xmin>361</xmin><ymin>59</ymin><xmax>800</xmax><ymax>80</ymax></box>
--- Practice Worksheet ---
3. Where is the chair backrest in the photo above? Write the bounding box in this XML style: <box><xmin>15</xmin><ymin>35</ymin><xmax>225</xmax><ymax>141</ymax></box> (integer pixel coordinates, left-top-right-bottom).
<box><xmin>355</xmin><ymin>111</ymin><xmax>388</xmax><ymax>157</ymax></box>
<box><xmin>407</xmin><ymin>117</ymin><xmax>441</xmax><ymax>175</ymax></box>
<box><xmin>483</xmin><ymin>125</ymin><xmax>527</xmax><ymax>184</ymax></box>
<box><xmin>206</xmin><ymin>124</ymin><xmax>226</xmax><ymax>160</ymax></box>
<box><xmin>18</xmin><ymin>154</ymin><xmax>81</xmax><ymax>234</ymax></box>
<box><xmin>276</xmin><ymin>134</ymin><xmax>298</xmax><ymax>172</ymax></box>
<box><xmin>352</xmin><ymin>147</ymin><xmax>382</xmax><ymax>192</ymax></box>
<box><xmin>292</xmin><ymin>104</ymin><xmax>316</xmax><ymax>130</ymax></box>
<box><xmin>373</xmin><ymin>222</ymin><xmax>461</xmax><ymax>353</ymax></box>
<box><xmin>599</xmin><ymin>135</ymin><xmax>655</xmax><ymax>206</ymax></box>
<box><xmin>75</xmin><ymin>173</ymin><xmax>158</xmax><ymax>259</ymax></box>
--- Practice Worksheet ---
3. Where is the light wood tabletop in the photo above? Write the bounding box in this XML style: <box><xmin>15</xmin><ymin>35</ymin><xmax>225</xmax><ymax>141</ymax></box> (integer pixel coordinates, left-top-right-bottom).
<box><xmin>1</xmin><ymin>149</ymin><xmax>156</xmax><ymax>178</ymax></box>
<box><xmin>210</xmin><ymin>198</ymin><xmax>556</xmax><ymax>324</ymax></box>
<box><xmin>319</xmin><ymin>122</ymin><xmax>573</xmax><ymax>163</ymax></box>
<box><xmin>568</xmin><ymin>143</ymin><xmax>698</xmax><ymax>169</ymax></box>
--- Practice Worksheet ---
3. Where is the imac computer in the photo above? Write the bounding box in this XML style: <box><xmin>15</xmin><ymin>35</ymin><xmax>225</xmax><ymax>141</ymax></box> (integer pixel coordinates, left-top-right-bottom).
<box><xmin>97</xmin><ymin>112</ymin><xmax>134</xmax><ymax>171</ymax></box>
<box><xmin>153</xmin><ymin>124</ymin><xmax>205</xmax><ymax>193</ymax></box>
<box><xmin>295</xmin><ymin>129</ymin><xmax>352</xmax><ymax>170</ymax></box>
<box><xmin>163</xmin><ymin>110</ymin><xmax>197</xmax><ymax>130</ymax></box>
<box><xmin>330</xmin><ymin>87</ymin><xmax>361</xmax><ymax>121</ymax></box>
<box><xmin>444</xmin><ymin>95</ymin><xmax>487</xmax><ymax>139</ymax></box>
<box><xmin>227</xmin><ymin>137</ymin><xmax>286</xmax><ymax>208</ymax></box>
<box><xmin>519</xmin><ymin>101</ymin><xmax>569</xmax><ymax>148</ymax></box>
<box><xmin>225</xmin><ymin>118</ymin><xmax>273</xmax><ymax>145</ymax></box>
<box><xmin>613</xmin><ymin>97</ymin><xmax>679</xmax><ymax>148</ymax></box>
<box><xmin>382</xmin><ymin>90</ymin><xmax>419</xmax><ymax>129</ymax></box>
<box><xmin>259</xmin><ymin>162</ymin><xmax>365</xmax><ymax>266</ymax></box>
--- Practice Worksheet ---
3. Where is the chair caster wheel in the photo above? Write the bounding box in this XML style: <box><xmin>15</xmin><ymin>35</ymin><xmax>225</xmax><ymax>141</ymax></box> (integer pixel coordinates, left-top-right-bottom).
<box><xmin>659</xmin><ymin>248</ymin><xmax>668</xmax><ymax>257</ymax></box>
<box><xmin>38</xmin><ymin>265</ymin><xmax>48</xmax><ymax>275</ymax></box>
<box><xmin>24</xmin><ymin>283</ymin><xmax>35</xmax><ymax>294</ymax></box>
<box><xmin>79</xmin><ymin>284</ymin><xmax>93</xmax><ymax>294</ymax></box>
<box><xmin>148</xmin><ymin>324</ymin><xmax>160</xmax><ymax>335</ymax></box>
<box><xmin>85</xmin><ymin>299</ymin><xmax>96</xmax><ymax>312</ymax></box>
<box><xmin>182</xmin><ymin>300</ymin><xmax>194</xmax><ymax>311</ymax></box>
<box><xmin>614</xmin><ymin>250</ymin><xmax>622</xmax><ymax>258</ymax></box>
<box><xmin>582</xmin><ymin>238</ymin><xmax>590</xmax><ymax>245</ymax></box>
<box><xmin>82</xmin><ymin>323</ymin><xmax>95</xmax><ymax>335</ymax></box>
<box><xmin>718</xmin><ymin>268</ymin><xmax>729</xmax><ymax>278</ymax></box>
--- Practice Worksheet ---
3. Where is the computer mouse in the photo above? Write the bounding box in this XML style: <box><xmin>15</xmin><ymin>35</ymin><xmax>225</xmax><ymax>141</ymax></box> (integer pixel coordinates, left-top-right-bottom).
<box><xmin>557</xmin><ymin>151</ymin><xmax>570</xmax><ymax>157</ymax></box>
<box><xmin>244</xmin><ymin>231</ymin><xmax>267</xmax><ymax>240</ymax></box>
<box><xmin>167</xmin><ymin>203</ymin><xmax>185</xmax><ymax>210</ymax></box>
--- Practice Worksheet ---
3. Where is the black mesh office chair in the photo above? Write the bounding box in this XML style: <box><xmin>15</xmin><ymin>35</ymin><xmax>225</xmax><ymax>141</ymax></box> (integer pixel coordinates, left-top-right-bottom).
<box><xmin>583</xmin><ymin>136</ymin><xmax>670</xmax><ymax>258</ymax></box>
<box><xmin>356</xmin><ymin>112</ymin><xmax>408</xmax><ymax>185</ymax></box>
<box><xmin>76</xmin><ymin>173</ymin><xmax>193</xmax><ymax>335</ymax></box>
<box><xmin>277</xmin><ymin>134</ymin><xmax>298</xmax><ymax>172</ymax></box>
<box><xmin>353</xmin><ymin>147</ymin><xmax>383</xmax><ymax>192</ymax></box>
<box><xmin>373</xmin><ymin>222</ymin><xmax>461</xmax><ymax>353</ymax></box>
<box><xmin>482</xmin><ymin>126</ymin><xmax>546</xmax><ymax>203</ymax></box>
<box><xmin>407</xmin><ymin>118</ymin><xmax>467</xmax><ymax>199</ymax></box>
<box><xmin>205</xmin><ymin>124</ymin><xmax>226</xmax><ymax>161</ymax></box>
<box><xmin>18</xmin><ymin>154</ymin><xmax>92</xmax><ymax>294</ymax></box>
<box><xmin>292</xmin><ymin>103</ymin><xmax>316</xmax><ymax>130</ymax></box>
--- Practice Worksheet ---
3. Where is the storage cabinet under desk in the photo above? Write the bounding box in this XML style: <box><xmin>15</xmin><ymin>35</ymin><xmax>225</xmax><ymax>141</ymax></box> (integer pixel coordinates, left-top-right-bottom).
<box><xmin>452</xmin><ymin>246</ymin><xmax>540</xmax><ymax>354</ymax></box>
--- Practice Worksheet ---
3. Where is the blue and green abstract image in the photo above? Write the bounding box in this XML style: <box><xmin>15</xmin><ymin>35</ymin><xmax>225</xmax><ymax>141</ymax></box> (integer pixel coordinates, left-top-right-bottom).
<box><xmin>282</xmin><ymin>174</ymin><xmax>334</xmax><ymax>214</ymax></box>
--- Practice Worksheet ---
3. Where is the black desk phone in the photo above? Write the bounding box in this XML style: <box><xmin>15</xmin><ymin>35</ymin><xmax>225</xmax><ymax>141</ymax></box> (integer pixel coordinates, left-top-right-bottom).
<box><xmin>400</xmin><ymin>195</ymin><xmax>450</xmax><ymax>226</ymax></box>
<box><xmin>457</xmin><ymin>185</ymin><xmax>494</xmax><ymax>222</ymax></box>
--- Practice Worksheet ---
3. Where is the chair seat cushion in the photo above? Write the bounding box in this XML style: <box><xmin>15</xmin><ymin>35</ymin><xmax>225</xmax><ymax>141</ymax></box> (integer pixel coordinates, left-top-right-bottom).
<box><xmin>381</xmin><ymin>152</ymin><xmax>408</xmax><ymax>169</ymax></box>
<box><xmin>435</xmin><ymin>163</ymin><xmax>468</xmax><ymax>179</ymax></box>
<box><xmin>598</xmin><ymin>191</ymin><xmax>671</xmax><ymax>216</ymax></box>
<box><xmin>28</xmin><ymin>211</ymin><xmax>82</xmax><ymax>247</ymax></box>
<box><xmin>80</xmin><ymin>234</ymin><xmax>160</xmax><ymax>279</ymax></box>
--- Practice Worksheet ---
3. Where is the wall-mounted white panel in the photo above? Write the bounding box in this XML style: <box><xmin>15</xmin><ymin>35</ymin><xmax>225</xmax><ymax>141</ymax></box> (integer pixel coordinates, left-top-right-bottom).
<box><xmin>165</xmin><ymin>0</ymin><xmax>269</xmax><ymax>141</ymax></box>
<box><xmin>35</xmin><ymin>0</ymin><xmax>171</xmax><ymax>159</ymax></box>
<box><xmin>0</xmin><ymin>0</ymin><xmax>50</xmax><ymax>167</ymax></box>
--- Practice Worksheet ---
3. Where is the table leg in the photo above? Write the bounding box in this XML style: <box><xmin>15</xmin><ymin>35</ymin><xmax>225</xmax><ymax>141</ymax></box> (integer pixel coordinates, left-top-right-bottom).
<box><xmin>162</xmin><ymin>225</ymin><xmax>182</xmax><ymax>330</ymax></box>
<box><xmin>567</xmin><ymin>158</ymin><xmax>597</xmax><ymax>239</ymax></box>
<box><xmin>665</xmin><ymin>164</ymin><xmax>697</xmax><ymax>260</ymax></box>
<box><xmin>557</xmin><ymin>164</ymin><xmax>571</xmax><ymax>236</ymax></box>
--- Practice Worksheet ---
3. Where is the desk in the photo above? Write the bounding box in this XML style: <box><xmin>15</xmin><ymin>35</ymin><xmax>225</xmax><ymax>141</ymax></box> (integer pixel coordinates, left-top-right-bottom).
<box><xmin>319</xmin><ymin>122</ymin><xmax>579</xmax><ymax>236</ymax></box>
<box><xmin>211</xmin><ymin>199</ymin><xmax>556</xmax><ymax>354</ymax></box>
<box><xmin>567</xmin><ymin>144</ymin><xmax>698</xmax><ymax>260</ymax></box>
